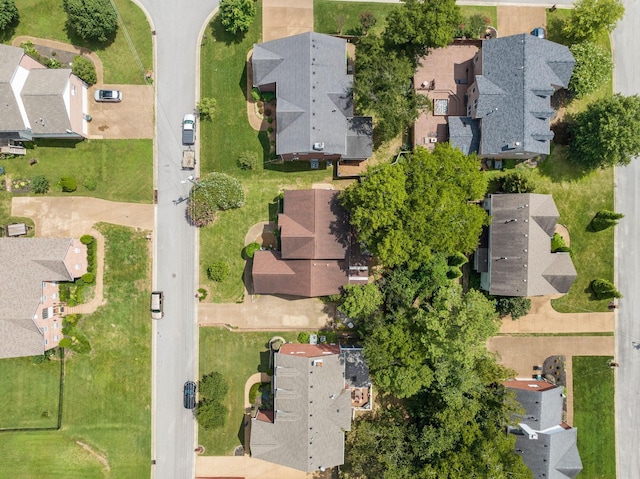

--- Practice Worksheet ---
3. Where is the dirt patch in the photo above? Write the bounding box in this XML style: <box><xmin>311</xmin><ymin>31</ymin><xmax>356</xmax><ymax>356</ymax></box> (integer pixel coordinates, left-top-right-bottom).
<box><xmin>76</xmin><ymin>440</ymin><xmax>110</xmax><ymax>472</ymax></box>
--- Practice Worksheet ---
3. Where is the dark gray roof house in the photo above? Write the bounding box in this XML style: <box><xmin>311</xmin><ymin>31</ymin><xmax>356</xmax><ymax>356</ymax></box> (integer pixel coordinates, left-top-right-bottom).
<box><xmin>450</xmin><ymin>34</ymin><xmax>575</xmax><ymax>159</ymax></box>
<box><xmin>474</xmin><ymin>193</ymin><xmax>576</xmax><ymax>297</ymax></box>
<box><xmin>0</xmin><ymin>44</ymin><xmax>87</xmax><ymax>143</ymax></box>
<box><xmin>250</xmin><ymin>343</ymin><xmax>371</xmax><ymax>472</ymax></box>
<box><xmin>252</xmin><ymin>32</ymin><xmax>372</xmax><ymax>162</ymax></box>
<box><xmin>0</xmin><ymin>238</ymin><xmax>86</xmax><ymax>359</ymax></box>
<box><xmin>505</xmin><ymin>379</ymin><xmax>583</xmax><ymax>479</ymax></box>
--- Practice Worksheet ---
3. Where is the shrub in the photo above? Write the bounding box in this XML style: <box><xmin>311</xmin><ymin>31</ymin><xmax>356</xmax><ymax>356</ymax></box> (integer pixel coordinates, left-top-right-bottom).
<box><xmin>251</xmin><ymin>87</ymin><xmax>261</xmax><ymax>102</ymax></box>
<box><xmin>496</xmin><ymin>297</ymin><xmax>532</xmax><ymax>320</ymax></box>
<box><xmin>80</xmin><ymin>234</ymin><xmax>94</xmax><ymax>245</ymax></box>
<box><xmin>31</xmin><ymin>175</ymin><xmax>49</xmax><ymax>194</ymax></box>
<box><xmin>569</xmin><ymin>42</ymin><xmax>614</xmax><ymax>98</ymax></box>
<box><xmin>245</xmin><ymin>241</ymin><xmax>261</xmax><ymax>259</ymax></box>
<box><xmin>551</xmin><ymin>233</ymin><xmax>568</xmax><ymax>252</ymax></box>
<box><xmin>62</xmin><ymin>0</ymin><xmax>117</xmax><ymax>42</ymax></box>
<box><xmin>267</xmin><ymin>117</ymin><xmax>273</xmax><ymax>124</ymax></box>
<box><xmin>261</xmin><ymin>92</ymin><xmax>276</xmax><ymax>102</ymax></box>
<box><xmin>58</xmin><ymin>337</ymin><xmax>72</xmax><ymax>348</ymax></box>
<box><xmin>590</xmin><ymin>210</ymin><xmax>624</xmax><ymax>232</ymax></box>
<box><xmin>237</xmin><ymin>151</ymin><xmax>259</xmax><ymax>170</ymax></box>
<box><xmin>58</xmin><ymin>283</ymin><xmax>71</xmax><ymax>302</ymax></box>
<box><xmin>207</xmin><ymin>261</ymin><xmax>230</xmax><ymax>282</ymax></box>
<box><xmin>590</xmin><ymin>279</ymin><xmax>622</xmax><ymax>299</ymax></box>
<box><xmin>0</xmin><ymin>0</ymin><xmax>19</xmax><ymax>32</ymax></box>
<box><xmin>447</xmin><ymin>252</ymin><xmax>468</xmax><ymax>267</ymax></box>
<box><xmin>187</xmin><ymin>172</ymin><xmax>245</xmax><ymax>226</ymax></box>
<box><xmin>446</xmin><ymin>267</ymin><xmax>463</xmax><ymax>279</ymax></box>
<box><xmin>81</xmin><ymin>273</ymin><xmax>95</xmax><ymax>284</ymax></box>
<box><xmin>501</xmin><ymin>171</ymin><xmax>536</xmax><ymax>193</ymax></box>
<box><xmin>267</xmin><ymin>127</ymin><xmax>273</xmax><ymax>133</ymax></box>
<box><xmin>197</xmin><ymin>287</ymin><xmax>208</xmax><ymax>301</ymax></box>
<box><xmin>197</xmin><ymin>97</ymin><xmax>217</xmax><ymax>119</ymax></box>
<box><xmin>60</xmin><ymin>177</ymin><xmax>77</xmax><ymax>192</ymax></box>
<box><xmin>83</xmin><ymin>176</ymin><xmax>97</xmax><ymax>191</ymax></box>
<box><xmin>297</xmin><ymin>331</ymin><xmax>311</xmax><ymax>344</ymax></box>
<box><xmin>71</xmin><ymin>55</ymin><xmax>97</xmax><ymax>84</ymax></box>
<box><xmin>47</xmin><ymin>58</ymin><xmax>62</xmax><ymax>69</ymax></box>
<box><xmin>219</xmin><ymin>0</ymin><xmax>256</xmax><ymax>35</ymax></box>
<box><xmin>359</xmin><ymin>11</ymin><xmax>377</xmax><ymax>35</ymax></box>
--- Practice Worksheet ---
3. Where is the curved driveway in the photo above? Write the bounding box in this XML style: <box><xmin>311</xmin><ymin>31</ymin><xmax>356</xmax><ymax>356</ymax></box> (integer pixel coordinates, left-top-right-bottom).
<box><xmin>130</xmin><ymin>0</ymin><xmax>220</xmax><ymax>478</ymax></box>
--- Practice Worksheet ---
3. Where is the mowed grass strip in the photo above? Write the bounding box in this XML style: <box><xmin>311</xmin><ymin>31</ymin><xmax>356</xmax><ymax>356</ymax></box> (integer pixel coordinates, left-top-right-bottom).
<box><xmin>572</xmin><ymin>356</ymin><xmax>615</xmax><ymax>478</ymax></box>
<box><xmin>2</xmin><ymin>139</ymin><xmax>153</xmax><ymax>203</ymax></box>
<box><xmin>7</xmin><ymin>0</ymin><xmax>152</xmax><ymax>84</ymax></box>
<box><xmin>0</xmin><ymin>356</ymin><xmax>61</xmax><ymax>429</ymax></box>
<box><xmin>199</xmin><ymin>328</ymin><xmax>298</xmax><ymax>455</ymax></box>
<box><xmin>0</xmin><ymin>224</ymin><xmax>152</xmax><ymax>478</ymax></box>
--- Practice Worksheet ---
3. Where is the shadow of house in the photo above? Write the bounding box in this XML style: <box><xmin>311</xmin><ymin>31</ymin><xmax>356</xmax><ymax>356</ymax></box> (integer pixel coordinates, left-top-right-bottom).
<box><xmin>474</xmin><ymin>193</ymin><xmax>576</xmax><ymax>297</ymax></box>
<box><xmin>252</xmin><ymin>190</ymin><xmax>368</xmax><ymax>297</ymax></box>
<box><xmin>505</xmin><ymin>379</ymin><xmax>583</xmax><ymax>479</ymax></box>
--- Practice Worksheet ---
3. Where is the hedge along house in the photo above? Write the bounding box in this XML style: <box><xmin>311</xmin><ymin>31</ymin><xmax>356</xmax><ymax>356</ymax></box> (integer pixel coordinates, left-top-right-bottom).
<box><xmin>426</xmin><ymin>34</ymin><xmax>575</xmax><ymax>159</ymax></box>
<box><xmin>474</xmin><ymin>193</ymin><xmax>576</xmax><ymax>297</ymax></box>
<box><xmin>251</xmin><ymin>32</ymin><xmax>373</xmax><ymax>168</ymax></box>
<box><xmin>0</xmin><ymin>238</ymin><xmax>87</xmax><ymax>359</ymax></box>
<box><xmin>0</xmin><ymin>44</ymin><xmax>88</xmax><ymax>155</ymax></box>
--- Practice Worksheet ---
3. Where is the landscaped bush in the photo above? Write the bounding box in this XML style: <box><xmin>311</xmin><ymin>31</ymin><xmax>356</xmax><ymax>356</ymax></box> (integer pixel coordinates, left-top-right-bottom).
<box><xmin>501</xmin><ymin>171</ymin><xmax>536</xmax><ymax>193</ymax></box>
<box><xmin>71</xmin><ymin>55</ymin><xmax>97</xmax><ymax>85</ymax></box>
<box><xmin>31</xmin><ymin>175</ymin><xmax>49</xmax><ymax>194</ymax></box>
<box><xmin>496</xmin><ymin>296</ymin><xmax>532</xmax><ymax>320</ymax></box>
<box><xmin>261</xmin><ymin>91</ymin><xmax>275</xmax><ymax>102</ymax></box>
<box><xmin>297</xmin><ymin>331</ymin><xmax>311</xmax><ymax>343</ymax></box>
<box><xmin>60</xmin><ymin>177</ymin><xmax>77</xmax><ymax>192</ymax></box>
<box><xmin>237</xmin><ymin>151</ymin><xmax>259</xmax><ymax>170</ymax></box>
<box><xmin>83</xmin><ymin>176</ymin><xmax>97</xmax><ymax>191</ymax></box>
<box><xmin>207</xmin><ymin>261</ymin><xmax>230</xmax><ymax>282</ymax></box>
<box><xmin>80</xmin><ymin>234</ymin><xmax>94</xmax><ymax>245</ymax></box>
<box><xmin>446</xmin><ymin>267</ymin><xmax>463</xmax><ymax>279</ymax></box>
<box><xmin>197</xmin><ymin>287</ymin><xmax>208</xmax><ymax>301</ymax></box>
<box><xmin>60</xmin><ymin>324</ymin><xmax>91</xmax><ymax>353</ymax></box>
<box><xmin>244</xmin><ymin>241</ymin><xmax>261</xmax><ymax>258</ymax></box>
<box><xmin>551</xmin><ymin>233</ymin><xmax>570</xmax><ymax>253</ymax></box>
<box><xmin>590</xmin><ymin>279</ymin><xmax>622</xmax><ymax>299</ymax></box>
<box><xmin>197</xmin><ymin>97</ymin><xmax>217</xmax><ymax>119</ymax></box>
<box><xmin>447</xmin><ymin>252</ymin><xmax>468</xmax><ymax>267</ymax></box>
<box><xmin>81</xmin><ymin>273</ymin><xmax>95</xmax><ymax>284</ymax></box>
<box><xmin>58</xmin><ymin>283</ymin><xmax>71</xmax><ymax>302</ymax></box>
<box><xmin>590</xmin><ymin>210</ymin><xmax>624</xmax><ymax>232</ymax></box>
<box><xmin>251</xmin><ymin>87</ymin><xmax>261</xmax><ymax>102</ymax></box>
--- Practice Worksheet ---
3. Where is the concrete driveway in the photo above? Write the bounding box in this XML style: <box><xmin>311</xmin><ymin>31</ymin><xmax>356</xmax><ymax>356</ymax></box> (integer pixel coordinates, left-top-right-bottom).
<box><xmin>196</xmin><ymin>456</ymin><xmax>333</xmax><ymax>479</ymax></box>
<box><xmin>11</xmin><ymin>196</ymin><xmax>154</xmax><ymax>237</ymax></box>
<box><xmin>262</xmin><ymin>0</ymin><xmax>314</xmax><ymax>42</ymax></box>
<box><xmin>88</xmin><ymin>84</ymin><xmax>155</xmax><ymax>139</ymax></box>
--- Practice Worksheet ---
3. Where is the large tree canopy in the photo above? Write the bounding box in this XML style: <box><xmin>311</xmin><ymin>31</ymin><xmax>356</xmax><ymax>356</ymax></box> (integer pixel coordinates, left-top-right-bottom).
<box><xmin>562</xmin><ymin>0</ymin><xmax>625</xmax><ymax>42</ymax></box>
<box><xmin>341</xmin><ymin>143</ymin><xmax>488</xmax><ymax>269</ymax></box>
<box><xmin>569</xmin><ymin>41</ymin><xmax>614</xmax><ymax>98</ymax></box>
<box><xmin>0</xmin><ymin>0</ymin><xmax>18</xmax><ymax>32</ymax></box>
<box><xmin>218</xmin><ymin>0</ymin><xmax>256</xmax><ymax>35</ymax></box>
<box><xmin>569</xmin><ymin>94</ymin><xmax>640</xmax><ymax>169</ymax></box>
<box><xmin>62</xmin><ymin>0</ymin><xmax>117</xmax><ymax>42</ymax></box>
<box><xmin>384</xmin><ymin>0</ymin><xmax>462</xmax><ymax>60</ymax></box>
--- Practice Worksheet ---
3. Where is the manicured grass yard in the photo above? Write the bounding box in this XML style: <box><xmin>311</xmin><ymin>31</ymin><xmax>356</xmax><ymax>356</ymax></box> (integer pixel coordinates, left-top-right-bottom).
<box><xmin>5</xmin><ymin>0</ymin><xmax>152</xmax><ymax>84</ymax></box>
<box><xmin>0</xmin><ymin>225</ymin><xmax>152</xmax><ymax>478</ymax></box>
<box><xmin>572</xmin><ymin>356</ymin><xmax>616</xmax><ymax>478</ymax></box>
<box><xmin>1</xmin><ymin>139</ymin><xmax>153</xmax><ymax>203</ymax></box>
<box><xmin>200</xmin><ymin>3</ymin><xmax>332</xmax><ymax>302</ymax></box>
<box><xmin>199</xmin><ymin>328</ymin><xmax>298</xmax><ymax>455</ymax></box>
<box><xmin>0</xmin><ymin>355</ymin><xmax>61</xmax><ymax>429</ymax></box>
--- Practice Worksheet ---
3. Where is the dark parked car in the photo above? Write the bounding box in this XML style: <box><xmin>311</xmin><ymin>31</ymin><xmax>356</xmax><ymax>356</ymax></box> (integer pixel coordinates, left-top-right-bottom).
<box><xmin>183</xmin><ymin>381</ymin><xmax>196</xmax><ymax>409</ymax></box>
<box><xmin>94</xmin><ymin>89</ymin><xmax>122</xmax><ymax>102</ymax></box>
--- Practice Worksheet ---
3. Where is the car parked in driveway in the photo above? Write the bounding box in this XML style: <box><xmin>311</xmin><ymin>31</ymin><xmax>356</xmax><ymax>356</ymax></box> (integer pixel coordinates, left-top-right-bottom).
<box><xmin>184</xmin><ymin>381</ymin><xmax>196</xmax><ymax>409</ymax></box>
<box><xmin>94</xmin><ymin>89</ymin><xmax>122</xmax><ymax>102</ymax></box>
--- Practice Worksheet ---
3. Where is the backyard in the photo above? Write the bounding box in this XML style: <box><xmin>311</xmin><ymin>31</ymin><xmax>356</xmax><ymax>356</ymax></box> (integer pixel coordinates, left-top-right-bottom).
<box><xmin>4</xmin><ymin>0</ymin><xmax>152</xmax><ymax>84</ymax></box>
<box><xmin>572</xmin><ymin>356</ymin><xmax>615</xmax><ymax>478</ymax></box>
<box><xmin>198</xmin><ymin>328</ymin><xmax>298</xmax><ymax>455</ymax></box>
<box><xmin>0</xmin><ymin>139</ymin><xmax>153</xmax><ymax>204</ymax></box>
<box><xmin>0</xmin><ymin>224</ymin><xmax>152</xmax><ymax>478</ymax></box>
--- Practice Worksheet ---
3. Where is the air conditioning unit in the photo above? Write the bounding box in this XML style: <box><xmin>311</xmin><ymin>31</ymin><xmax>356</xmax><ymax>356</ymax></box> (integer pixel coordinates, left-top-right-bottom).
<box><xmin>312</xmin><ymin>142</ymin><xmax>325</xmax><ymax>151</ymax></box>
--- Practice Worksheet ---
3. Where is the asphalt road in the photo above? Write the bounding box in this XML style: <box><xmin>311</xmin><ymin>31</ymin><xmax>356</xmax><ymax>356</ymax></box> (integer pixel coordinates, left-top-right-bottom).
<box><xmin>612</xmin><ymin>0</ymin><xmax>640</xmax><ymax>475</ymax></box>
<box><xmin>131</xmin><ymin>0</ymin><xmax>220</xmax><ymax>478</ymax></box>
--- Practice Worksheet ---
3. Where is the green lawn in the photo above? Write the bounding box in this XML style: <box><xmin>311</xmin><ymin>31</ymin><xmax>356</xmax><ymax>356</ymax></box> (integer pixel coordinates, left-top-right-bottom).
<box><xmin>1</xmin><ymin>139</ymin><xmax>153</xmax><ymax>203</ymax></box>
<box><xmin>200</xmin><ymin>3</ymin><xmax>332</xmax><ymax>302</ymax></box>
<box><xmin>4</xmin><ymin>0</ymin><xmax>152</xmax><ymax>84</ymax></box>
<box><xmin>459</xmin><ymin>6</ymin><xmax>498</xmax><ymax>30</ymax></box>
<box><xmin>572</xmin><ymin>356</ymin><xmax>616</xmax><ymax>478</ymax></box>
<box><xmin>199</xmin><ymin>329</ymin><xmax>298</xmax><ymax>455</ymax></box>
<box><xmin>0</xmin><ymin>191</ymin><xmax>35</xmax><ymax>233</ymax></box>
<box><xmin>0</xmin><ymin>224</ymin><xmax>152</xmax><ymax>478</ymax></box>
<box><xmin>0</xmin><ymin>355</ymin><xmax>61</xmax><ymax>429</ymax></box>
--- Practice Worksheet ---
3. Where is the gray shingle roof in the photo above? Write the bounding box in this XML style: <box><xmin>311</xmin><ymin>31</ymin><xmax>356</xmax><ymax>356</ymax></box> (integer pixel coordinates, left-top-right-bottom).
<box><xmin>484</xmin><ymin>193</ymin><xmax>577</xmax><ymax>296</ymax></box>
<box><xmin>474</xmin><ymin>34</ymin><xmax>574</xmax><ymax>157</ymax></box>
<box><xmin>0</xmin><ymin>45</ymin><xmax>28</xmax><ymax>132</ymax></box>
<box><xmin>448</xmin><ymin>116</ymin><xmax>480</xmax><ymax>155</ymax></box>
<box><xmin>22</xmin><ymin>68</ymin><xmax>73</xmax><ymax>135</ymax></box>
<box><xmin>252</xmin><ymin>32</ymin><xmax>371</xmax><ymax>159</ymax></box>
<box><xmin>0</xmin><ymin>238</ymin><xmax>74</xmax><ymax>358</ymax></box>
<box><xmin>250</xmin><ymin>344</ymin><xmax>353</xmax><ymax>472</ymax></box>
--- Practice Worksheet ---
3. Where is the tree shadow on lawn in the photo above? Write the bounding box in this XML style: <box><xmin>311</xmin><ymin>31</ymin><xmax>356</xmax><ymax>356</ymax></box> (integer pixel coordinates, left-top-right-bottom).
<box><xmin>33</xmin><ymin>138</ymin><xmax>85</xmax><ymax>149</ymax></box>
<box><xmin>63</xmin><ymin>22</ymin><xmax>117</xmax><ymax>52</ymax></box>
<box><xmin>257</xmin><ymin>350</ymin><xmax>271</xmax><ymax>374</ymax></box>
<box><xmin>210</xmin><ymin>16</ymin><xmax>247</xmax><ymax>46</ymax></box>
<box><xmin>536</xmin><ymin>146</ymin><xmax>589</xmax><ymax>183</ymax></box>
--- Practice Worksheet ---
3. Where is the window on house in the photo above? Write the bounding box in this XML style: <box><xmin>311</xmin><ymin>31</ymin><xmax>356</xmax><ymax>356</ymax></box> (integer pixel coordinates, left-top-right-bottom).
<box><xmin>45</xmin><ymin>339</ymin><xmax>48</xmax><ymax>345</ymax></box>
<box><xmin>54</xmin><ymin>335</ymin><xmax>59</xmax><ymax>341</ymax></box>
<box><xmin>473</xmin><ymin>99</ymin><xmax>478</xmax><ymax>108</ymax></box>
<box><xmin>52</xmin><ymin>293</ymin><xmax>57</xmax><ymax>299</ymax></box>
<box><xmin>54</xmin><ymin>322</ymin><xmax>59</xmax><ymax>329</ymax></box>
<box><xmin>42</xmin><ymin>309</ymin><xmax>49</xmax><ymax>320</ymax></box>
<box><xmin>43</xmin><ymin>326</ymin><xmax>48</xmax><ymax>332</ymax></box>
<box><xmin>72</xmin><ymin>85</ymin><xmax>77</xmax><ymax>96</ymax></box>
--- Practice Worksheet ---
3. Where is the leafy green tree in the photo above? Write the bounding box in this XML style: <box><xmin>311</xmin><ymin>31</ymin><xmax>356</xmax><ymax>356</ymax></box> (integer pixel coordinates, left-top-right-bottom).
<box><xmin>590</xmin><ymin>210</ymin><xmax>624</xmax><ymax>231</ymax></box>
<box><xmin>569</xmin><ymin>94</ymin><xmax>640</xmax><ymax>169</ymax></box>
<box><xmin>562</xmin><ymin>0</ymin><xmax>625</xmax><ymax>42</ymax></box>
<box><xmin>590</xmin><ymin>278</ymin><xmax>622</xmax><ymax>299</ymax></box>
<box><xmin>496</xmin><ymin>296</ymin><xmax>532</xmax><ymax>320</ymax></box>
<box><xmin>62</xmin><ymin>0</ymin><xmax>117</xmax><ymax>42</ymax></box>
<box><xmin>197</xmin><ymin>97</ymin><xmax>217</xmax><ymax>119</ymax></box>
<box><xmin>341</xmin><ymin>144</ymin><xmax>488</xmax><ymax>270</ymax></box>
<box><xmin>359</xmin><ymin>11</ymin><xmax>377</xmax><ymax>35</ymax></box>
<box><xmin>384</xmin><ymin>0</ymin><xmax>461</xmax><ymax>60</ymax></box>
<box><xmin>569</xmin><ymin>42</ymin><xmax>614</xmax><ymax>98</ymax></box>
<box><xmin>0</xmin><ymin>0</ymin><xmax>18</xmax><ymax>32</ymax></box>
<box><xmin>31</xmin><ymin>175</ymin><xmax>49</xmax><ymax>194</ymax></box>
<box><xmin>338</xmin><ymin>283</ymin><xmax>383</xmax><ymax>321</ymax></box>
<box><xmin>218</xmin><ymin>0</ymin><xmax>256</xmax><ymax>35</ymax></box>
<box><xmin>187</xmin><ymin>172</ymin><xmax>245</xmax><ymax>226</ymax></box>
<box><xmin>198</xmin><ymin>371</ymin><xmax>229</xmax><ymax>399</ymax></box>
<box><xmin>354</xmin><ymin>34</ymin><xmax>427</xmax><ymax>142</ymax></box>
<box><xmin>501</xmin><ymin>171</ymin><xmax>536</xmax><ymax>193</ymax></box>
<box><xmin>195</xmin><ymin>398</ymin><xmax>228</xmax><ymax>430</ymax></box>
<box><xmin>71</xmin><ymin>56</ymin><xmax>97</xmax><ymax>85</ymax></box>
